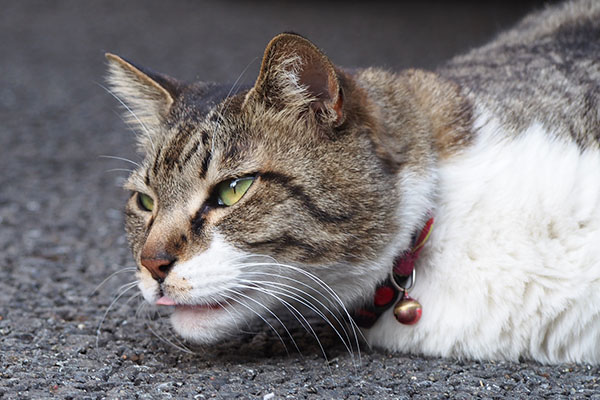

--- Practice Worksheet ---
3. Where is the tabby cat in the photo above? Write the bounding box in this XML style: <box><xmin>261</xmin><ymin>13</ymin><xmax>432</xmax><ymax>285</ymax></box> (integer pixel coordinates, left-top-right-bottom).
<box><xmin>106</xmin><ymin>0</ymin><xmax>600</xmax><ymax>363</ymax></box>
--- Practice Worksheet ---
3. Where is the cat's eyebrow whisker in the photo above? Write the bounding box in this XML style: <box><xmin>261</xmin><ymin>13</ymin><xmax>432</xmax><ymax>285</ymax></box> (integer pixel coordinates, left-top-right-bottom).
<box><xmin>224</xmin><ymin>288</ymin><xmax>296</xmax><ymax>356</ymax></box>
<box><xmin>98</xmin><ymin>155</ymin><xmax>142</xmax><ymax>168</ymax></box>
<box><xmin>239</xmin><ymin>276</ymin><xmax>358</xmax><ymax>363</ymax></box>
<box><xmin>210</xmin><ymin>110</ymin><xmax>225</xmax><ymax>154</ymax></box>
<box><xmin>105</xmin><ymin>168</ymin><xmax>135</xmax><ymax>174</ymax></box>
<box><xmin>90</xmin><ymin>267</ymin><xmax>138</xmax><ymax>296</ymax></box>
<box><xmin>238</xmin><ymin>282</ymin><xmax>332</xmax><ymax>370</ymax></box>
<box><xmin>96</xmin><ymin>82</ymin><xmax>157</xmax><ymax>153</ymax></box>
<box><xmin>239</xmin><ymin>279</ymin><xmax>356</xmax><ymax>365</ymax></box>
<box><xmin>210</xmin><ymin>56</ymin><xmax>258</xmax><ymax>153</ymax></box>
<box><xmin>114</xmin><ymin>111</ymin><xmax>153</xmax><ymax>145</ymax></box>
<box><xmin>227</xmin><ymin>56</ymin><xmax>258</xmax><ymax>100</ymax></box>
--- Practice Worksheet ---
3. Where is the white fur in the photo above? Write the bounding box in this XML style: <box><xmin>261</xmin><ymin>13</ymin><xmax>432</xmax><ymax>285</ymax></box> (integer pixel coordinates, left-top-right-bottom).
<box><xmin>173</xmin><ymin>233</ymin><xmax>246</xmax><ymax>301</ymax></box>
<box><xmin>137</xmin><ymin>233</ymin><xmax>258</xmax><ymax>343</ymax></box>
<box><xmin>366</xmin><ymin>111</ymin><xmax>600</xmax><ymax>363</ymax></box>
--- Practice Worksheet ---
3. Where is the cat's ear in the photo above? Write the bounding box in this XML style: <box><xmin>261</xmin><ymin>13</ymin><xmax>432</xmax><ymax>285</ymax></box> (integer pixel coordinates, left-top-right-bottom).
<box><xmin>105</xmin><ymin>54</ymin><xmax>180</xmax><ymax>147</ymax></box>
<box><xmin>253</xmin><ymin>33</ymin><xmax>344</xmax><ymax>127</ymax></box>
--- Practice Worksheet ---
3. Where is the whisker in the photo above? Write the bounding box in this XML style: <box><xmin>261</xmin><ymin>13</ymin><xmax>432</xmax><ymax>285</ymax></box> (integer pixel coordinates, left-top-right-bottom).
<box><xmin>146</xmin><ymin>322</ymin><xmax>195</xmax><ymax>354</ymax></box>
<box><xmin>110</xmin><ymin>109</ymin><xmax>148</xmax><ymax>141</ymax></box>
<box><xmin>224</xmin><ymin>288</ymin><xmax>297</xmax><ymax>356</ymax></box>
<box><xmin>95</xmin><ymin>282</ymin><xmax>139</xmax><ymax>349</ymax></box>
<box><xmin>236</xmin><ymin>283</ymin><xmax>312</xmax><ymax>341</ymax></box>
<box><xmin>136</xmin><ymin>302</ymin><xmax>195</xmax><ymax>354</ymax></box>
<box><xmin>209</xmin><ymin>294</ymin><xmax>244</xmax><ymax>334</ymax></box>
<box><xmin>237</xmin><ymin>260</ymin><xmax>364</xmax><ymax>364</ymax></box>
<box><xmin>98</xmin><ymin>155</ymin><xmax>141</xmax><ymax>168</ymax></box>
<box><xmin>91</xmin><ymin>267</ymin><xmax>137</xmax><ymax>296</ymax></box>
<box><xmin>170</xmin><ymin>326</ymin><xmax>198</xmax><ymax>353</ymax></box>
<box><xmin>135</xmin><ymin>300</ymin><xmax>148</xmax><ymax>319</ymax></box>
<box><xmin>240</xmin><ymin>277</ymin><xmax>356</xmax><ymax>363</ymax></box>
<box><xmin>240</xmin><ymin>270</ymin><xmax>354</xmax><ymax>343</ymax></box>
<box><xmin>238</xmin><ymin>283</ymin><xmax>331</xmax><ymax>370</ymax></box>
<box><xmin>116</xmin><ymin>281</ymin><xmax>140</xmax><ymax>296</ymax></box>
<box><xmin>105</xmin><ymin>168</ymin><xmax>135</xmax><ymax>174</ymax></box>
<box><xmin>123</xmin><ymin>291</ymin><xmax>142</xmax><ymax>308</ymax></box>
<box><xmin>218</xmin><ymin>294</ymin><xmax>260</xmax><ymax>336</ymax></box>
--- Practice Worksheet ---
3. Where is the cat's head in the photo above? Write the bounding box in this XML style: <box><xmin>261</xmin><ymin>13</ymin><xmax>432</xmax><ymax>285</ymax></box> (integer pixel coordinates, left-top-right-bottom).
<box><xmin>106</xmin><ymin>33</ymin><xmax>430</xmax><ymax>343</ymax></box>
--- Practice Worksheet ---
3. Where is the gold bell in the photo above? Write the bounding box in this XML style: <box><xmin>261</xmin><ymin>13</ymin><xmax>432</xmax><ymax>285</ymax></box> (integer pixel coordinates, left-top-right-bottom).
<box><xmin>393</xmin><ymin>293</ymin><xmax>422</xmax><ymax>325</ymax></box>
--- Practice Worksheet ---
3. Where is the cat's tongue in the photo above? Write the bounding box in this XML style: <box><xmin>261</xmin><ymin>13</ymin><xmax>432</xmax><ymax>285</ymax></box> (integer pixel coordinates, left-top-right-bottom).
<box><xmin>156</xmin><ymin>296</ymin><xmax>177</xmax><ymax>306</ymax></box>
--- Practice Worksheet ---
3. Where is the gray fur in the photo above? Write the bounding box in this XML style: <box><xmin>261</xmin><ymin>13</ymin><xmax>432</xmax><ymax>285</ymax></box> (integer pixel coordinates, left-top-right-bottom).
<box><xmin>439</xmin><ymin>0</ymin><xmax>600</xmax><ymax>148</ymax></box>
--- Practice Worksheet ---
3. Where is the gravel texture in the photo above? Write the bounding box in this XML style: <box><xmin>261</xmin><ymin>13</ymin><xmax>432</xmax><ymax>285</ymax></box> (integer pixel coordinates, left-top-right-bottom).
<box><xmin>1</xmin><ymin>1</ymin><xmax>599</xmax><ymax>399</ymax></box>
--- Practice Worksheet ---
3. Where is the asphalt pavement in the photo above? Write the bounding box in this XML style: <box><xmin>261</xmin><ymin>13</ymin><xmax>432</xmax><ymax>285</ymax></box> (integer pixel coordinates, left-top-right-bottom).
<box><xmin>1</xmin><ymin>1</ymin><xmax>599</xmax><ymax>398</ymax></box>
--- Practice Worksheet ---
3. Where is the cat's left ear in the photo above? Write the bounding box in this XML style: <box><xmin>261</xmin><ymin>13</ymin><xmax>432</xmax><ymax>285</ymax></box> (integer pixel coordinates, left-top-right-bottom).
<box><xmin>105</xmin><ymin>54</ymin><xmax>180</xmax><ymax>150</ymax></box>
<box><xmin>253</xmin><ymin>33</ymin><xmax>344</xmax><ymax>127</ymax></box>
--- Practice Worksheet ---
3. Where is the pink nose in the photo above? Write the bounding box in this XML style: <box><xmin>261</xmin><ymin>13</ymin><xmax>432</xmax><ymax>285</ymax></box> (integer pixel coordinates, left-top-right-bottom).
<box><xmin>140</xmin><ymin>255</ymin><xmax>175</xmax><ymax>282</ymax></box>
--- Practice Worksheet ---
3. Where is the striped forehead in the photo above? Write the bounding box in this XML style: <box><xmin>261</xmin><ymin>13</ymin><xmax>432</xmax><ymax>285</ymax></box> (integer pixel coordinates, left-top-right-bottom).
<box><xmin>143</xmin><ymin>84</ymin><xmax>252</xmax><ymax>191</ymax></box>
<box><xmin>149</xmin><ymin>122</ymin><xmax>212</xmax><ymax>181</ymax></box>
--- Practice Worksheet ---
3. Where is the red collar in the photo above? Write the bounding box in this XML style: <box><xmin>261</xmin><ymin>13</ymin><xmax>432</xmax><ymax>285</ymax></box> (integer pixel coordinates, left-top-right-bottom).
<box><xmin>353</xmin><ymin>217</ymin><xmax>434</xmax><ymax>328</ymax></box>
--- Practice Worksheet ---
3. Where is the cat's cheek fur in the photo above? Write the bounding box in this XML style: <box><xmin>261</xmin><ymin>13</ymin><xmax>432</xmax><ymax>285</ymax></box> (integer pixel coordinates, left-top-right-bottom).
<box><xmin>170</xmin><ymin>233</ymin><xmax>246</xmax><ymax>302</ymax></box>
<box><xmin>165</xmin><ymin>234</ymin><xmax>260</xmax><ymax>343</ymax></box>
<box><xmin>366</xmin><ymin>110</ymin><xmax>600</xmax><ymax>363</ymax></box>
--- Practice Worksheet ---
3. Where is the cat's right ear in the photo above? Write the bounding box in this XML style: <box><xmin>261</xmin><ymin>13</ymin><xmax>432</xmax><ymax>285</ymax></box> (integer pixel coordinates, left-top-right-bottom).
<box><xmin>105</xmin><ymin>54</ymin><xmax>180</xmax><ymax>149</ymax></box>
<box><xmin>251</xmin><ymin>33</ymin><xmax>345</xmax><ymax>127</ymax></box>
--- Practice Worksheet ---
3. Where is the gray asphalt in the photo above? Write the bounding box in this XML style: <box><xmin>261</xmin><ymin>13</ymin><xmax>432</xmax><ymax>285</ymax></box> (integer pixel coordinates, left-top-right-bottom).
<box><xmin>1</xmin><ymin>1</ymin><xmax>599</xmax><ymax>399</ymax></box>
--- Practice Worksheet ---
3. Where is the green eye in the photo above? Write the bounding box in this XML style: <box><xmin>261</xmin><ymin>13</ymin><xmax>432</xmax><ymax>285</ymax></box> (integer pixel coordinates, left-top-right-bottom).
<box><xmin>137</xmin><ymin>192</ymin><xmax>154</xmax><ymax>212</ymax></box>
<box><xmin>216</xmin><ymin>177</ymin><xmax>255</xmax><ymax>206</ymax></box>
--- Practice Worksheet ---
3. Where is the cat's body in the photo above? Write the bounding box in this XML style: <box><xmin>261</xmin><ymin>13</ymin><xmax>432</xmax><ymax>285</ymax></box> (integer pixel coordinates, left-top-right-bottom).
<box><xmin>107</xmin><ymin>0</ymin><xmax>600</xmax><ymax>364</ymax></box>
<box><xmin>362</xmin><ymin>0</ymin><xmax>600</xmax><ymax>363</ymax></box>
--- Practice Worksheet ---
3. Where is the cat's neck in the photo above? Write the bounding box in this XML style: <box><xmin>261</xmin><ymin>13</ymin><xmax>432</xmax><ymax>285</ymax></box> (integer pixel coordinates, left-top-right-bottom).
<box><xmin>357</xmin><ymin>68</ymin><xmax>474</xmax><ymax>164</ymax></box>
<box><xmin>350</xmin><ymin>68</ymin><xmax>475</xmax><ymax>252</ymax></box>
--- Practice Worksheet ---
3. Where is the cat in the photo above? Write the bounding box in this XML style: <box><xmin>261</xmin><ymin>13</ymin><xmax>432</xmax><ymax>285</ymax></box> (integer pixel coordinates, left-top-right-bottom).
<box><xmin>106</xmin><ymin>0</ymin><xmax>600</xmax><ymax>364</ymax></box>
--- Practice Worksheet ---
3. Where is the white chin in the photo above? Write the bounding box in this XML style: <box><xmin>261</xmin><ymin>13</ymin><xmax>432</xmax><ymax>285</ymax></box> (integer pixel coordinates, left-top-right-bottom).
<box><xmin>170</xmin><ymin>307</ymin><xmax>237</xmax><ymax>344</ymax></box>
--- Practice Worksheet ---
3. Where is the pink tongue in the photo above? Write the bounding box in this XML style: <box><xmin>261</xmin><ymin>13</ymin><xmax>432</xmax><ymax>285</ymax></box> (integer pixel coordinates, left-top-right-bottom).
<box><xmin>156</xmin><ymin>296</ymin><xmax>177</xmax><ymax>306</ymax></box>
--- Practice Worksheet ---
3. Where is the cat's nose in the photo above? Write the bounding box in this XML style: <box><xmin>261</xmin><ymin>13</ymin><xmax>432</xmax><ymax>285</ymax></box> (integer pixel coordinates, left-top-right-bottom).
<box><xmin>141</xmin><ymin>254</ymin><xmax>175</xmax><ymax>282</ymax></box>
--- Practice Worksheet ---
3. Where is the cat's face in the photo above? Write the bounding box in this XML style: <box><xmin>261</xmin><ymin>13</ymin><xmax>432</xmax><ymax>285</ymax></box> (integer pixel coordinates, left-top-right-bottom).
<box><xmin>107</xmin><ymin>34</ymin><xmax>403</xmax><ymax>343</ymax></box>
